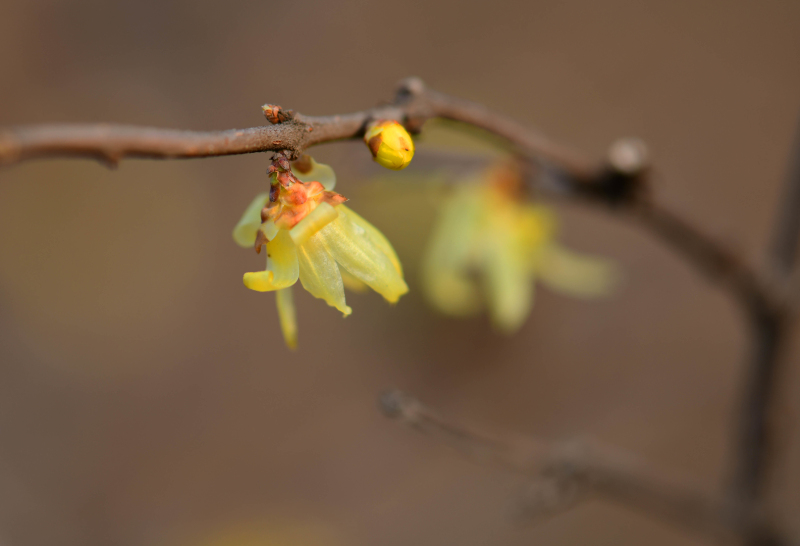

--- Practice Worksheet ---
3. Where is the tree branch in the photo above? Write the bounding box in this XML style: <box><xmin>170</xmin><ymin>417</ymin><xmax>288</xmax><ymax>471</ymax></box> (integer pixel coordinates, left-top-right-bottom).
<box><xmin>0</xmin><ymin>78</ymin><xmax>589</xmax><ymax>174</ymax></box>
<box><xmin>379</xmin><ymin>390</ymin><xmax>787</xmax><ymax>544</ymax></box>
<box><xmin>0</xmin><ymin>78</ymin><xmax>782</xmax><ymax>317</ymax></box>
<box><xmin>769</xmin><ymin>118</ymin><xmax>800</xmax><ymax>277</ymax></box>
<box><xmin>729</xmin><ymin>117</ymin><xmax>800</xmax><ymax>546</ymax></box>
<box><xmin>630</xmin><ymin>197</ymin><xmax>778</xmax><ymax>317</ymax></box>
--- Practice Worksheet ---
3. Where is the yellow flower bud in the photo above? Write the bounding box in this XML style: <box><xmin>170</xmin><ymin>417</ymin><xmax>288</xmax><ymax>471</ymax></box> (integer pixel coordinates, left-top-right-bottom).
<box><xmin>364</xmin><ymin>120</ymin><xmax>414</xmax><ymax>170</ymax></box>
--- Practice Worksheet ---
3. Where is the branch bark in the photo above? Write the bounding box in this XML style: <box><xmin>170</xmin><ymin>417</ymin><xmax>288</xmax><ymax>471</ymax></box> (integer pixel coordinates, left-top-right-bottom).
<box><xmin>0</xmin><ymin>78</ymin><xmax>589</xmax><ymax>173</ymax></box>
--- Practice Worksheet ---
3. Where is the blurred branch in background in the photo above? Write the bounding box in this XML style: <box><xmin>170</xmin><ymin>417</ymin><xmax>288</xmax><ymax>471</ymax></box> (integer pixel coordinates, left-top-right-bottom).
<box><xmin>730</xmin><ymin>118</ymin><xmax>800</xmax><ymax>534</ymax></box>
<box><xmin>380</xmin><ymin>390</ymin><xmax>789</xmax><ymax>546</ymax></box>
<box><xmin>2</xmin><ymin>78</ymin><xmax>798</xmax><ymax>546</ymax></box>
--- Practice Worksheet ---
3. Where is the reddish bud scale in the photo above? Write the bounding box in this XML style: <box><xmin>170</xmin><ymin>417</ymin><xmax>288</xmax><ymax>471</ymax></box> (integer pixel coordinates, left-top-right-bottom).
<box><xmin>263</xmin><ymin>179</ymin><xmax>347</xmax><ymax>230</ymax></box>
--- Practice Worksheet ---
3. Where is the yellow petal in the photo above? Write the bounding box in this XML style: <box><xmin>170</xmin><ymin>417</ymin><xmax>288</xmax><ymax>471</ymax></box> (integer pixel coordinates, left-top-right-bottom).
<box><xmin>233</xmin><ymin>193</ymin><xmax>270</xmax><ymax>247</ymax></box>
<box><xmin>296</xmin><ymin>232</ymin><xmax>352</xmax><ymax>316</ymax></box>
<box><xmin>243</xmin><ymin>270</ymin><xmax>277</xmax><ymax>291</ymax></box>
<box><xmin>483</xmin><ymin>227</ymin><xmax>533</xmax><ymax>333</ymax></box>
<box><xmin>276</xmin><ymin>287</ymin><xmax>298</xmax><ymax>349</ymax></box>
<box><xmin>422</xmin><ymin>185</ymin><xmax>483</xmax><ymax>316</ymax></box>
<box><xmin>339</xmin><ymin>266</ymin><xmax>370</xmax><ymax>293</ymax></box>
<box><xmin>289</xmin><ymin>202</ymin><xmax>339</xmax><ymax>247</ymax></box>
<box><xmin>319</xmin><ymin>206</ymin><xmax>408</xmax><ymax>303</ymax></box>
<box><xmin>425</xmin><ymin>270</ymin><xmax>481</xmax><ymax>316</ymax></box>
<box><xmin>293</xmin><ymin>157</ymin><xmax>337</xmax><ymax>191</ymax></box>
<box><xmin>340</xmin><ymin>205</ymin><xmax>404</xmax><ymax>275</ymax></box>
<box><xmin>518</xmin><ymin>205</ymin><xmax>558</xmax><ymax>250</ymax></box>
<box><xmin>261</xmin><ymin>219</ymin><xmax>279</xmax><ymax>241</ymax></box>
<box><xmin>242</xmin><ymin>230</ymin><xmax>299</xmax><ymax>292</ymax></box>
<box><xmin>537</xmin><ymin>244</ymin><xmax>620</xmax><ymax>298</ymax></box>
<box><xmin>375</xmin><ymin>142</ymin><xmax>414</xmax><ymax>170</ymax></box>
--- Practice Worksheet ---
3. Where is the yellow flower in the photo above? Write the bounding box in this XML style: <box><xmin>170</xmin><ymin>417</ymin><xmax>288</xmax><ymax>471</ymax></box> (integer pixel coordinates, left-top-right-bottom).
<box><xmin>364</xmin><ymin>120</ymin><xmax>414</xmax><ymax>170</ymax></box>
<box><xmin>423</xmin><ymin>164</ymin><xmax>619</xmax><ymax>333</ymax></box>
<box><xmin>233</xmin><ymin>156</ymin><xmax>408</xmax><ymax>348</ymax></box>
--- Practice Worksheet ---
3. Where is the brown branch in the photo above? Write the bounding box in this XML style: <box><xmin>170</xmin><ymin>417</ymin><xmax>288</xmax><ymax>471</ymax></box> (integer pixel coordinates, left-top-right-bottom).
<box><xmin>0</xmin><ymin>78</ymin><xmax>588</xmax><ymax>173</ymax></box>
<box><xmin>379</xmin><ymin>390</ymin><xmax>788</xmax><ymax>544</ymax></box>
<box><xmin>0</xmin><ymin>113</ymin><xmax>380</xmax><ymax>166</ymax></box>
<box><xmin>629</xmin><ymin>197</ymin><xmax>779</xmax><ymax>317</ymax></box>
<box><xmin>729</xmin><ymin>116</ymin><xmax>800</xmax><ymax>546</ymax></box>
<box><xmin>769</xmin><ymin>117</ymin><xmax>800</xmax><ymax>277</ymax></box>
<box><xmin>0</xmin><ymin>78</ymin><xmax>782</xmax><ymax>316</ymax></box>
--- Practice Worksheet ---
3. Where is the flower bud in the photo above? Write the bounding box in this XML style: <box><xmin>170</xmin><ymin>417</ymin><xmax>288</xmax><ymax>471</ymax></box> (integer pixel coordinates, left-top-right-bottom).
<box><xmin>261</xmin><ymin>104</ymin><xmax>294</xmax><ymax>124</ymax></box>
<box><xmin>364</xmin><ymin>120</ymin><xmax>414</xmax><ymax>170</ymax></box>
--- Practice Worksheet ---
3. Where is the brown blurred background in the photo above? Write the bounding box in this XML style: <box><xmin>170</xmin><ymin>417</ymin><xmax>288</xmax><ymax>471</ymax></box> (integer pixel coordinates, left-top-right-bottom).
<box><xmin>1</xmin><ymin>1</ymin><xmax>800</xmax><ymax>545</ymax></box>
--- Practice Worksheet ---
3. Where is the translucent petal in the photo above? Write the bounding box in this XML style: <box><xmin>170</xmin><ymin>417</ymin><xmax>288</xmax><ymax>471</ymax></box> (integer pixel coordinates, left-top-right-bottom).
<box><xmin>425</xmin><ymin>270</ymin><xmax>481</xmax><ymax>316</ymax></box>
<box><xmin>261</xmin><ymin>219</ymin><xmax>279</xmax><ymax>241</ymax></box>
<box><xmin>518</xmin><ymin>205</ymin><xmax>558</xmax><ymax>251</ymax></box>
<box><xmin>319</xmin><ymin>206</ymin><xmax>408</xmax><ymax>303</ymax></box>
<box><xmin>289</xmin><ymin>202</ymin><xmax>339</xmax><ymax>247</ymax></box>
<box><xmin>341</xmin><ymin>205</ymin><xmax>404</xmax><ymax>275</ymax></box>
<box><xmin>422</xmin><ymin>185</ymin><xmax>484</xmax><ymax>315</ymax></box>
<box><xmin>276</xmin><ymin>287</ymin><xmax>298</xmax><ymax>349</ymax></box>
<box><xmin>243</xmin><ymin>270</ymin><xmax>279</xmax><ymax>292</ymax></box>
<box><xmin>233</xmin><ymin>192</ymin><xmax>269</xmax><ymax>247</ymax></box>
<box><xmin>296</xmin><ymin>232</ymin><xmax>352</xmax><ymax>316</ymax></box>
<box><xmin>339</xmin><ymin>266</ymin><xmax>369</xmax><ymax>293</ymax></box>
<box><xmin>293</xmin><ymin>157</ymin><xmax>337</xmax><ymax>191</ymax></box>
<box><xmin>483</xmin><ymin>228</ymin><xmax>533</xmax><ymax>333</ymax></box>
<box><xmin>242</xmin><ymin>230</ymin><xmax>299</xmax><ymax>292</ymax></box>
<box><xmin>537</xmin><ymin>244</ymin><xmax>620</xmax><ymax>298</ymax></box>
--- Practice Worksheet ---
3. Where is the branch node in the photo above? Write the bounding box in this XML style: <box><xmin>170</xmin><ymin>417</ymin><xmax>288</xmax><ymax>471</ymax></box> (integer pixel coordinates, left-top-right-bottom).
<box><xmin>261</xmin><ymin>104</ymin><xmax>295</xmax><ymax>124</ymax></box>
<box><xmin>396</xmin><ymin>76</ymin><xmax>426</xmax><ymax>99</ymax></box>
<box><xmin>102</xmin><ymin>155</ymin><xmax>120</xmax><ymax>170</ymax></box>
<box><xmin>379</xmin><ymin>389</ymin><xmax>424</xmax><ymax>426</ymax></box>
<box><xmin>515</xmin><ymin>470</ymin><xmax>587</xmax><ymax>522</ymax></box>
<box><xmin>608</xmin><ymin>137</ymin><xmax>649</xmax><ymax>176</ymax></box>
<box><xmin>573</xmin><ymin>138</ymin><xmax>651</xmax><ymax>205</ymax></box>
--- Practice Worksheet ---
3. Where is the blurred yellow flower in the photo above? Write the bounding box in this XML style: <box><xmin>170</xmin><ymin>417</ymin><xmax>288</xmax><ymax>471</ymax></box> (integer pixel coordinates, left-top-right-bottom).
<box><xmin>423</xmin><ymin>164</ymin><xmax>619</xmax><ymax>333</ymax></box>
<box><xmin>234</xmin><ymin>156</ymin><xmax>408</xmax><ymax>348</ymax></box>
<box><xmin>364</xmin><ymin>120</ymin><xmax>415</xmax><ymax>170</ymax></box>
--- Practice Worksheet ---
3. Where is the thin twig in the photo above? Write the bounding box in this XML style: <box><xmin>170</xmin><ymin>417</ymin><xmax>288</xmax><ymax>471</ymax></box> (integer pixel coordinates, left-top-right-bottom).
<box><xmin>379</xmin><ymin>390</ymin><xmax>783</xmax><ymax>543</ymax></box>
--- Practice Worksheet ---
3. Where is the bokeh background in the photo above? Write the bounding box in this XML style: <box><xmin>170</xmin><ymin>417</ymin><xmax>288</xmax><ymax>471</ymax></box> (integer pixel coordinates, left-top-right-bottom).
<box><xmin>1</xmin><ymin>1</ymin><xmax>800</xmax><ymax>545</ymax></box>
